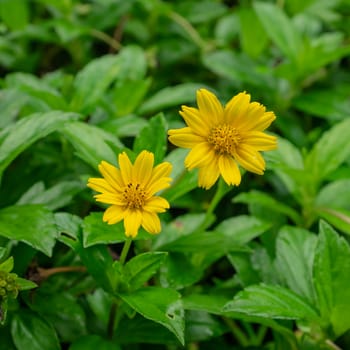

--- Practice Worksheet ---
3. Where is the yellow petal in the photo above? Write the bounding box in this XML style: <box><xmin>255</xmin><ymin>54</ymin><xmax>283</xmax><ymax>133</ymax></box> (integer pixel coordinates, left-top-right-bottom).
<box><xmin>94</xmin><ymin>193</ymin><xmax>125</xmax><ymax>205</ymax></box>
<box><xmin>144</xmin><ymin>196</ymin><xmax>170</xmax><ymax>213</ymax></box>
<box><xmin>147</xmin><ymin>177</ymin><xmax>172</xmax><ymax>196</ymax></box>
<box><xmin>168</xmin><ymin>127</ymin><xmax>205</xmax><ymax>148</ymax></box>
<box><xmin>87</xmin><ymin>178</ymin><xmax>115</xmax><ymax>193</ymax></box>
<box><xmin>185</xmin><ymin>142</ymin><xmax>215</xmax><ymax>170</ymax></box>
<box><xmin>118</xmin><ymin>152</ymin><xmax>133</xmax><ymax>185</ymax></box>
<box><xmin>224</xmin><ymin>92</ymin><xmax>251</xmax><ymax>126</ymax></box>
<box><xmin>179</xmin><ymin>106</ymin><xmax>210</xmax><ymax>136</ymax></box>
<box><xmin>102</xmin><ymin>205</ymin><xmax>125</xmax><ymax>224</ymax></box>
<box><xmin>141</xmin><ymin>211</ymin><xmax>161</xmax><ymax>234</ymax></box>
<box><xmin>124</xmin><ymin>209</ymin><xmax>142</xmax><ymax>238</ymax></box>
<box><xmin>196</xmin><ymin>89</ymin><xmax>224</xmax><ymax>126</ymax></box>
<box><xmin>133</xmin><ymin>150</ymin><xmax>154</xmax><ymax>186</ymax></box>
<box><xmin>234</xmin><ymin>145</ymin><xmax>265</xmax><ymax>175</ymax></box>
<box><xmin>244</xmin><ymin>111</ymin><xmax>276</xmax><ymax>132</ymax></box>
<box><xmin>241</xmin><ymin>131</ymin><xmax>277</xmax><ymax>151</ymax></box>
<box><xmin>198</xmin><ymin>159</ymin><xmax>221</xmax><ymax>189</ymax></box>
<box><xmin>98</xmin><ymin>161</ymin><xmax>124</xmax><ymax>190</ymax></box>
<box><xmin>218</xmin><ymin>155</ymin><xmax>241</xmax><ymax>186</ymax></box>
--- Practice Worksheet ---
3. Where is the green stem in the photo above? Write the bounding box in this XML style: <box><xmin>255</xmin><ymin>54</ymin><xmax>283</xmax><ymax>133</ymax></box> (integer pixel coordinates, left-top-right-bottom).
<box><xmin>255</xmin><ymin>325</ymin><xmax>268</xmax><ymax>345</ymax></box>
<box><xmin>168</xmin><ymin>11</ymin><xmax>208</xmax><ymax>51</ymax></box>
<box><xmin>107</xmin><ymin>301</ymin><xmax>118</xmax><ymax>339</ymax></box>
<box><xmin>119</xmin><ymin>237</ymin><xmax>132</xmax><ymax>266</ymax></box>
<box><xmin>107</xmin><ymin>238</ymin><xmax>133</xmax><ymax>338</ymax></box>
<box><xmin>90</xmin><ymin>28</ymin><xmax>122</xmax><ymax>51</ymax></box>
<box><xmin>223</xmin><ymin>317</ymin><xmax>249</xmax><ymax>346</ymax></box>
<box><xmin>198</xmin><ymin>178</ymin><xmax>231</xmax><ymax>231</ymax></box>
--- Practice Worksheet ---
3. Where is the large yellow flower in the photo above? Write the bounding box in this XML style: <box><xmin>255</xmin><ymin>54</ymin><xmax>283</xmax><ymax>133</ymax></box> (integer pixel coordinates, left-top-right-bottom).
<box><xmin>168</xmin><ymin>89</ymin><xmax>277</xmax><ymax>189</ymax></box>
<box><xmin>87</xmin><ymin>151</ymin><xmax>172</xmax><ymax>238</ymax></box>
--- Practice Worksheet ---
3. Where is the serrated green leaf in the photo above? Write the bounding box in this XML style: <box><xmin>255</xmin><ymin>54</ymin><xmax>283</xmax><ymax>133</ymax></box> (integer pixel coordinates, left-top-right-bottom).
<box><xmin>119</xmin><ymin>287</ymin><xmax>185</xmax><ymax>345</ymax></box>
<box><xmin>133</xmin><ymin>113</ymin><xmax>167</xmax><ymax>164</ymax></box>
<box><xmin>0</xmin><ymin>111</ymin><xmax>79</xmax><ymax>178</ymax></box>
<box><xmin>11</xmin><ymin>311</ymin><xmax>60</xmax><ymax>350</ymax></box>
<box><xmin>62</xmin><ymin>121</ymin><xmax>123</xmax><ymax>170</ymax></box>
<box><xmin>313</xmin><ymin>221</ymin><xmax>350</xmax><ymax>336</ymax></box>
<box><xmin>124</xmin><ymin>252</ymin><xmax>167</xmax><ymax>291</ymax></box>
<box><xmin>224</xmin><ymin>284</ymin><xmax>320</xmax><ymax>321</ymax></box>
<box><xmin>0</xmin><ymin>205</ymin><xmax>58</xmax><ymax>256</ymax></box>
<box><xmin>275</xmin><ymin>226</ymin><xmax>317</xmax><ymax>304</ymax></box>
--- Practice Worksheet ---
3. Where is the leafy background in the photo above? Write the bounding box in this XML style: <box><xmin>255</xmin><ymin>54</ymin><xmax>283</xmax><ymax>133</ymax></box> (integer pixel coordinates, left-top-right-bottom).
<box><xmin>1</xmin><ymin>0</ymin><xmax>350</xmax><ymax>349</ymax></box>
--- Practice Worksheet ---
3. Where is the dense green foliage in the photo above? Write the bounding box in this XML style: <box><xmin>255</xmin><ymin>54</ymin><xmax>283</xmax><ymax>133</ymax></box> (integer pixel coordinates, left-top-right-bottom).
<box><xmin>1</xmin><ymin>0</ymin><xmax>350</xmax><ymax>349</ymax></box>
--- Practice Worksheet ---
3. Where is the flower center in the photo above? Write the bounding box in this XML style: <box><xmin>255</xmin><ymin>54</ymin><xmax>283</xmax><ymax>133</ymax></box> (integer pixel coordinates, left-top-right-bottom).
<box><xmin>207</xmin><ymin>124</ymin><xmax>241</xmax><ymax>154</ymax></box>
<box><xmin>122</xmin><ymin>183</ymin><xmax>146</xmax><ymax>209</ymax></box>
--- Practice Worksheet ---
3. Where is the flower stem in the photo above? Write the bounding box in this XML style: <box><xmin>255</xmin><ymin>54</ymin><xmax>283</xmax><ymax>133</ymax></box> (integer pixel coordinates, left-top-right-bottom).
<box><xmin>119</xmin><ymin>237</ymin><xmax>133</xmax><ymax>265</ymax></box>
<box><xmin>107</xmin><ymin>238</ymin><xmax>133</xmax><ymax>339</ymax></box>
<box><xmin>199</xmin><ymin>178</ymin><xmax>232</xmax><ymax>231</ymax></box>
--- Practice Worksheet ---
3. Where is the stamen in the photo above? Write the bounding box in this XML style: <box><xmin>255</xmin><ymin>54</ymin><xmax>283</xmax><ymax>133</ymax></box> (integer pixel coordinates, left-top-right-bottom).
<box><xmin>207</xmin><ymin>124</ymin><xmax>241</xmax><ymax>154</ymax></box>
<box><xmin>122</xmin><ymin>183</ymin><xmax>146</xmax><ymax>209</ymax></box>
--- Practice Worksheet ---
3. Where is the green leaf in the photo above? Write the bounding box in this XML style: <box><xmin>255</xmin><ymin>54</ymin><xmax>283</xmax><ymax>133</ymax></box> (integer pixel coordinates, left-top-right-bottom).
<box><xmin>0</xmin><ymin>89</ymin><xmax>28</xmax><ymax>128</ymax></box>
<box><xmin>202</xmin><ymin>50</ymin><xmax>270</xmax><ymax>87</ymax></box>
<box><xmin>16</xmin><ymin>278</ymin><xmax>37</xmax><ymax>291</ymax></box>
<box><xmin>17</xmin><ymin>180</ymin><xmax>84</xmax><ymax>211</ymax></box>
<box><xmin>0</xmin><ymin>111</ymin><xmax>79</xmax><ymax>178</ymax></box>
<box><xmin>305</xmin><ymin>119</ymin><xmax>350</xmax><ymax>184</ymax></box>
<box><xmin>61</xmin><ymin>121</ymin><xmax>123</xmax><ymax>170</ymax></box>
<box><xmin>82</xmin><ymin>212</ymin><xmax>149</xmax><ymax>247</ymax></box>
<box><xmin>234</xmin><ymin>191</ymin><xmax>302</xmax><ymax>225</ymax></box>
<box><xmin>11</xmin><ymin>311</ymin><xmax>60</xmax><ymax>350</ymax></box>
<box><xmin>29</xmin><ymin>292</ymin><xmax>86</xmax><ymax>342</ymax></box>
<box><xmin>313</xmin><ymin>221</ymin><xmax>350</xmax><ymax>336</ymax></box>
<box><xmin>75</xmin><ymin>241</ymin><xmax>116</xmax><ymax>293</ymax></box>
<box><xmin>316</xmin><ymin>207</ymin><xmax>350</xmax><ymax>235</ymax></box>
<box><xmin>253</xmin><ymin>2</ymin><xmax>302</xmax><ymax>61</ymax></box>
<box><xmin>115</xmin><ymin>314</ymin><xmax>178</xmax><ymax>345</ymax></box>
<box><xmin>133</xmin><ymin>113</ymin><xmax>167</xmax><ymax>164</ymax></box>
<box><xmin>5</xmin><ymin>73</ymin><xmax>67</xmax><ymax>110</ymax></box>
<box><xmin>316</xmin><ymin>179</ymin><xmax>350</xmax><ymax>211</ymax></box>
<box><xmin>112</xmin><ymin>79</ymin><xmax>151</xmax><ymax>117</ymax></box>
<box><xmin>0</xmin><ymin>0</ymin><xmax>29</xmax><ymax>30</ymax></box>
<box><xmin>274</xmin><ymin>226</ymin><xmax>317</xmax><ymax>304</ymax></box>
<box><xmin>0</xmin><ymin>205</ymin><xmax>58</xmax><ymax>256</ymax></box>
<box><xmin>69</xmin><ymin>335</ymin><xmax>119</xmax><ymax>350</ymax></box>
<box><xmin>55</xmin><ymin>212</ymin><xmax>82</xmax><ymax>241</ymax></box>
<box><xmin>238</xmin><ymin>7</ymin><xmax>268</xmax><ymax>58</ymax></box>
<box><xmin>70</xmin><ymin>55</ymin><xmax>121</xmax><ymax>113</ymax></box>
<box><xmin>124</xmin><ymin>252</ymin><xmax>167</xmax><ymax>291</ymax></box>
<box><xmin>223</xmin><ymin>284</ymin><xmax>320</xmax><ymax>321</ymax></box>
<box><xmin>292</xmin><ymin>86</ymin><xmax>350</xmax><ymax>121</ymax></box>
<box><xmin>0</xmin><ymin>256</ymin><xmax>13</xmax><ymax>272</ymax></box>
<box><xmin>158</xmin><ymin>215</ymin><xmax>270</xmax><ymax>253</ymax></box>
<box><xmin>119</xmin><ymin>287</ymin><xmax>185</xmax><ymax>345</ymax></box>
<box><xmin>138</xmin><ymin>83</ymin><xmax>202</xmax><ymax>114</ymax></box>
<box><xmin>183</xmin><ymin>293</ymin><xmax>232</xmax><ymax>315</ymax></box>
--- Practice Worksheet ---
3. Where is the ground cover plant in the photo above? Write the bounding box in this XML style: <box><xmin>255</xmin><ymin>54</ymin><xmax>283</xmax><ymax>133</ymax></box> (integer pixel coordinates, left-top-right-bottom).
<box><xmin>1</xmin><ymin>0</ymin><xmax>350</xmax><ymax>349</ymax></box>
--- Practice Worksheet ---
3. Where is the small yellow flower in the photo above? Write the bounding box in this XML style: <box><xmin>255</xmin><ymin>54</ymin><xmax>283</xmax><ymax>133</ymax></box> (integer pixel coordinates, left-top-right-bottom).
<box><xmin>168</xmin><ymin>89</ymin><xmax>277</xmax><ymax>189</ymax></box>
<box><xmin>87</xmin><ymin>151</ymin><xmax>172</xmax><ymax>238</ymax></box>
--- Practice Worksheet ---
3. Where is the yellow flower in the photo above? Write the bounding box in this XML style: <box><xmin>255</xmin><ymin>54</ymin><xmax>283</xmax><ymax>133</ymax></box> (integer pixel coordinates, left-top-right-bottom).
<box><xmin>168</xmin><ymin>89</ymin><xmax>277</xmax><ymax>189</ymax></box>
<box><xmin>87</xmin><ymin>151</ymin><xmax>172</xmax><ymax>238</ymax></box>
